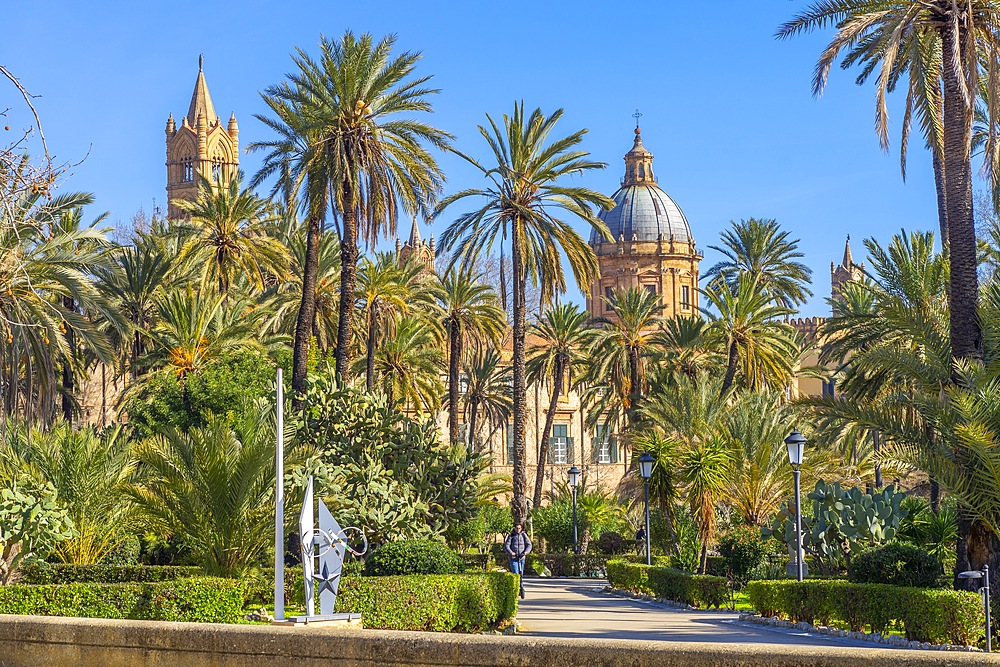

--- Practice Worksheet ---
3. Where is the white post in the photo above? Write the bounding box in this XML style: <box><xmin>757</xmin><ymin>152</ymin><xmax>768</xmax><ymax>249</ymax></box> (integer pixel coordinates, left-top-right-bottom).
<box><xmin>274</xmin><ymin>368</ymin><xmax>285</xmax><ymax>621</ymax></box>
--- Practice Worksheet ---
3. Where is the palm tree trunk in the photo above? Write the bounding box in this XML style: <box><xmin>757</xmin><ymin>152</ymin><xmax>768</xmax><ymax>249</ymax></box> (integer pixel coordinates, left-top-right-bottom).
<box><xmin>335</xmin><ymin>190</ymin><xmax>359</xmax><ymax>384</ymax></box>
<box><xmin>932</xmin><ymin>147</ymin><xmax>948</xmax><ymax>247</ymax></box>
<box><xmin>366</xmin><ymin>308</ymin><xmax>376</xmax><ymax>392</ymax></box>
<box><xmin>468</xmin><ymin>396</ymin><xmax>479</xmax><ymax>448</ymax></box>
<box><xmin>292</xmin><ymin>213</ymin><xmax>321</xmax><ymax>410</ymax></box>
<box><xmin>533</xmin><ymin>363</ymin><xmax>563</xmax><ymax>508</ymax></box>
<box><xmin>511</xmin><ymin>220</ymin><xmax>529</xmax><ymax>526</ymax></box>
<box><xmin>448</xmin><ymin>320</ymin><xmax>462</xmax><ymax>445</ymax></box>
<box><xmin>61</xmin><ymin>296</ymin><xmax>75</xmax><ymax>424</ymax></box>
<box><xmin>627</xmin><ymin>348</ymin><xmax>641</xmax><ymax>428</ymax></box>
<box><xmin>699</xmin><ymin>542</ymin><xmax>709</xmax><ymax>575</ymax></box>
<box><xmin>720</xmin><ymin>340</ymin><xmax>739</xmax><ymax>396</ymax></box>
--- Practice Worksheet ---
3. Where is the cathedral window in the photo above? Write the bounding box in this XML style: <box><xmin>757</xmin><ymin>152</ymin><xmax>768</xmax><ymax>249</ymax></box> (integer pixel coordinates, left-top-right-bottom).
<box><xmin>604</xmin><ymin>286</ymin><xmax>614</xmax><ymax>312</ymax></box>
<box><xmin>182</xmin><ymin>159</ymin><xmax>194</xmax><ymax>182</ymax></box>
<box><xmin>681</xmin><ymin>285</ymin><xmax>691</xmax><ymax>309</ymax></box>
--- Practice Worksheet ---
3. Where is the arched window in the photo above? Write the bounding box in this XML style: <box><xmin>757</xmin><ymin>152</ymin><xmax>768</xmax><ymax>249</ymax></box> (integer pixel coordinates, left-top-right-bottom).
<box><xmin>182</xmin><ymin>158</ymin><xmax>194</xmax><ymax>182</ymax></box>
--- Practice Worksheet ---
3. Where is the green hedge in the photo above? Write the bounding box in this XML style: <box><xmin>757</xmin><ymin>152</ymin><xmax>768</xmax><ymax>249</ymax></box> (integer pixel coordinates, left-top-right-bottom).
<box><xmin>363</xmin><ymin>540</ymin><xmax>465</xmax><ymax>576</ymax></box>
<box><xmin>530</xmin><ymin>554</ymin><xmax>610</xmax><ymax>577</ymax></box>
<box><xmin>334</xmin><ymin>573</ymin><xmax>518</xmax><ymax>632</ymax></box>
<box><xmin>606</xmin><ymin>560</ymin><xmax>727</xmax><ymax>608</ymax></box>
<box><xmin>17</xmin><ymin>564</ymin><xmax>202</xmax><ymax>585</ymax></box>
<box><xmin>0</xmin><ymin>577</ymin><xmax>244</xmax><ymax>623</ymax></box>
<box><xmin>745</xmin><ymin>580</ymin><xmax>983</xmax><ymax>645</ymax></box>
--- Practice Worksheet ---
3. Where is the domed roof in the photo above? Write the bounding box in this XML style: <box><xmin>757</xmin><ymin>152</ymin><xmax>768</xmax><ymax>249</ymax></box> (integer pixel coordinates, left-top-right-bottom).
<box><xmin>590</xmin><ymin>128</ymin><xmax>693</xmax><ymax>245</ymax></box>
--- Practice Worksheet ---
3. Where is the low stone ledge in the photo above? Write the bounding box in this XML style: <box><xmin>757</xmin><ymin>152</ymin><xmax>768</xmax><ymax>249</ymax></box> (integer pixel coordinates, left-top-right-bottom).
<box><xmin>1</xmin><ymin>614</ymin><xmax>998</xmax><ymax>667</ymax></box>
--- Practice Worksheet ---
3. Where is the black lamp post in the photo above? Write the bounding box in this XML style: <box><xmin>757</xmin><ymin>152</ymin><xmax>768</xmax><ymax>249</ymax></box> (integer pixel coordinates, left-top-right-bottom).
<box><xmin>568</xmin><ymin>466</ymin><xmax>581</xmax><ymax>555</ymax></box>
<box><xmin>785</xmin><ymin>430</ymin><xmax>806</xmax><ymax>582</ymax></box>
<box><xmin>638</xmin><ymin>452</ymin><xmax>655</xmax><ymax>566</ymax></box>
<box><xmin>959</xmin><ymin>566</ymin><xmax>991</xmax><ymax>652</ymax></box>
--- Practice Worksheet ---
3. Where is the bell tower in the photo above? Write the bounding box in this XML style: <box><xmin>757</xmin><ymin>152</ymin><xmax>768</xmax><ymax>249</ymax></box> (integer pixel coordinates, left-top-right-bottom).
<box><xmin>831</xmin><ymin>235</ymin><xmax>864</xmax><ymax>301</ymax></box>
<box><xmin>165</xmin><ymin>55</ymin><xmax>239</xmax><ymax>218</ymax></box>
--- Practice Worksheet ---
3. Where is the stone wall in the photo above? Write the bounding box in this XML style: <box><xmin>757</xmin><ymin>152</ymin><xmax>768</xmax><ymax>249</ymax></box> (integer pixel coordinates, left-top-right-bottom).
<box><xmin>1</xmin><ymin>615</ymin><xmax>995</xmax><ymax>667</ymax></box>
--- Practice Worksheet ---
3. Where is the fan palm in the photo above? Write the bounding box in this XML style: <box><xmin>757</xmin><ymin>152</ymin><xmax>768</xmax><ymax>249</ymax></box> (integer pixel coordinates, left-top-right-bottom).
<box><xmin>253</xmin><ymin>32</ymin><xmax>450</xmax><ymax>397</ymax></box>
<box><xmin>526</xmin><ymin>302</ymin><xmax>593</xmax><ymax>507</ymax></box>
<box><xmin>437</xmin><ymin>102</ymin><xmax>612</xmax><ymax>523</ymax></box>
<box><xmin>704</xmin><ymin>218</ymin><xmax>813</xmax><ymax>308</ymax></box>
<box><xmin>437</xmin><ymin>265</ymin><xmax>505</xmax><ymax>444</ymax></box>
<box><xmin>173</xmin><ymin>172</ymin><xmax>288</xmax><ymax>297</ymax></box>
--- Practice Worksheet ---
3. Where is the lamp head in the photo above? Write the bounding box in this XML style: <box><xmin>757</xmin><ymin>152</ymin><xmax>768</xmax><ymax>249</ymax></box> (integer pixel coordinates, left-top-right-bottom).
<box><xmin>785</xmin><ymin>430</ymin><xmax>806</xmax><ymax>468</ymax></box>
<box><xmin>638</xmin><ymin>452</ymin><xmax>655</xmax><ymax>479</ymax></box>
<box><xmin>567</xmin><ymin>466</ymin><xmax>581</xmax><ymax>489</ymax></box>
<box><xmin>959</xmin><ymin>570</ymin><xmax>984</xmax><ymax>580</ymax></box>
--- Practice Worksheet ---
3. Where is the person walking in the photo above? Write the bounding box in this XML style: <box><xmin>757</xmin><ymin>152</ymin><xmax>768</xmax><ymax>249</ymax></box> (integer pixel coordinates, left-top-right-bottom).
<box><xmin>504</xmin><ymin>521</ymin><xmax>532</xmax><ymax>599</ymax></box>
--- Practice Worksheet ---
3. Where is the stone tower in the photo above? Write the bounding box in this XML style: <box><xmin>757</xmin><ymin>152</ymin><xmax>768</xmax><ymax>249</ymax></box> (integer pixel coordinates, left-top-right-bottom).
<box><xmin>165</xmin><ymin>55</ymin><xmax>239</xmax><ymax>219</ymax></box>
<box><xmin>585</xmin><ymin>125</ymin><xmax>702</xmax><ymax>321</ymax></box>
<box><xmin>831</xmin><ymin>235</ymin><xmax>865</xmax><ymax>300</ymax></box>
<box><xmin>397</xmin><ymin>218</ymin><xmax>436</xmax><ymax>273</ymax></box>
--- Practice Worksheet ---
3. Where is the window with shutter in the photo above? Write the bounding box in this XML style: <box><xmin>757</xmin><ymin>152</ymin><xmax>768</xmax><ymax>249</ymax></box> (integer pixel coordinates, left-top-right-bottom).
<box><xmin>550</xmin><ymin>424</ymin><xmax>569</xmax><ymax>464</ymax></box>
<box><xmin>595</xmin><ymin>424</ymin><xmax>611</xmax><ymax>464</ymax></box>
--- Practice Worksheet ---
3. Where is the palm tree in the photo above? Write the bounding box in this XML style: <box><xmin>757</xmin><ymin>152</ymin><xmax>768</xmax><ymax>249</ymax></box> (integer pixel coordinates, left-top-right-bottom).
<box><xmin>173</xmin><ymin>172</ymin><xmax>288</xmax><ymax>297</ymax></box>
<box><xmin>704</xmin><ymin>218</ymin><xmax>813</xmax><ymax>308</ymax></box>
<box><xmin>366</xmin><ymin>314</ymin><xmax>444</xmax><ymax>412</ymax></box>
<box><xmin>127</xmin><ymin>401</ymin><xmax>288</xmax><ymax>577</ymax></box>
<box><xmin>462</xmin><ymin>345</ymin><xmax>512</xmax><ymax>451</ymax></box>
<box><xmin>253</xmin><ymin>32</ymin><xmax>450</xmax><ymax>398</ymax></box>
<box><xmin>356</xmin><ymin>253</ymin><xmax>417</xmax><ymax>391</ymax></box>
<box><xmin>650</xmin><ymin>315</ymin><xmax>721</xmax><ymax>386</ymax></box>
<box><xmin>526</xmin><ymin>302</ymin><xmax>593</xmax><ymax>507</ymax></box>
<box><xmin>587</xmin><ymin>287</ymin><xmax>664</xmax><ymax>429</ymax></box>
<box><xmin>437</xmin><ymin>265</ymin><xmax>505</xmax><ymax>444</ymax></box>
<box><xmin>683</xmin><ymin>438</ymin><xmax>730</xmax><ymax>574</ymax></box>
<box><xmin>437</xmin><ymin>103</ymin><xmax>612</xmax><ymax>523</ymax></box>
<box><xmin>702</xmin><ymin>275</ymin><xmax>798</xmax><ymax>396</ymax></box>
<box><xmin>777</xmin><ymin>2</ymin><xmax>1000</xmax><ymax>366</ymax></box>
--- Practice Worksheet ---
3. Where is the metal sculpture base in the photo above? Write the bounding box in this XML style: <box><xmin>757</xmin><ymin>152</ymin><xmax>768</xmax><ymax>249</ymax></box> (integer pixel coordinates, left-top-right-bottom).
<box><xmin>272</xmin><ymin>612</ymin><xmax>362</xmax><ymax>628</ymax></box>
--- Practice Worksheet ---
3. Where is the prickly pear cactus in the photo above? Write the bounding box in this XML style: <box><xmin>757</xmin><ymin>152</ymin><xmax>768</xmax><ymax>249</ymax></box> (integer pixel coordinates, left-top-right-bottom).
<box><xmin>807</xmin><ymin>481</ymin><xmax>907</xmax><ymax>564</ymax></box>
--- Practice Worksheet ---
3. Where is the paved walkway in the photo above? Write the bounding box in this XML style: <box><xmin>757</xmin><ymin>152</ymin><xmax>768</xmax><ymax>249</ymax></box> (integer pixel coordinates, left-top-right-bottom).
<box><xmin>516</xmin><ymin>579</ymin><xmax>888</xmax><ymax>648</ymax></box>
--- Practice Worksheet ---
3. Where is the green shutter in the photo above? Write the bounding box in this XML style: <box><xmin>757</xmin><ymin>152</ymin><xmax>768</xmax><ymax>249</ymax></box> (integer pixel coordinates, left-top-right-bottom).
<box><xmin>609</xmin><ymin>436</ymin><xmax>619</xmax><ymax>463</ymax></box>
<box><xmin>547</xmin><ymin>437</ymin><xmax>555</xmax><ymax>464</ymax></box>
<box><xmin>567</xmin><ymin>437</ymin><xmax>575</xmax><ymax>464</ymax></box>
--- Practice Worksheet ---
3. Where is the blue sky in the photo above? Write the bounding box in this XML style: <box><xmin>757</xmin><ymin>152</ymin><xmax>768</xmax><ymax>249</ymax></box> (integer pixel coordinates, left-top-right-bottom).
<box><xmin>5</xmin><ymin>0</ymin><xmax>954</xmax><ymax>317</ymax></box>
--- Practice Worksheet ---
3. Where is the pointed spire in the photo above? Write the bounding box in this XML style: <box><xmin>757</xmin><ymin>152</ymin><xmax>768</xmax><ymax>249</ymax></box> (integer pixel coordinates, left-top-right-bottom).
<box><xmin>187</xmin><ymin>55</ymin><xmax>218</xmax><ymax>127</ymax></box>
<box><xmin>842</xmin><ymin>234</ymin><xmax>854</xmax><ymax>268</ymax></box>
<box><xmin>407</xmin><ymin>217</ymin><xmax>422</xmax><ymax>247</ymax></box>
<box><xmin>165</xmin><ymin>114</ymin><xmax>175</xmax><ymax>135</ymax></box>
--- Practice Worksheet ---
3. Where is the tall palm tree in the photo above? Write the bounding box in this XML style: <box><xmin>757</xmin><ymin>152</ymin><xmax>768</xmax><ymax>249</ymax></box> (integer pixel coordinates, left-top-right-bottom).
<box><xmin>587</xmin><ymin>287</ymin><xmax>664</xmax><ymax>429</ymax></box>
<box><xmin>704</xmin><ymin>218</ymin><xmax>813</xmax><ymax>308</ymax></box>
<box><xmin>356</xmin><ymin>253</ymin><xmax>418</xmax><ymax>390</ymax></box>
<box><xmin>526</xmin><ymin>302</ymin><xmax>593</xmax><ymax>507</ymax></box>
<box><xmin>437</xmin><ymin>265</ymin><xmax>505</xmax><ymax>444</ymax></box>
<box><xmin>649</xmin><ymin>315</ymin><xmax>721</xmax><ymax>386</ymax></box>
<box><xmin>173</xmin><ymin>172</ymin><xmax>288</xmax><ymax>297</ymax></box>
<box><xmin>462</xmin><ymin>345</ymin><xmax>512</xmax><ymax>451</ymax></box>
<box><xmin>366</xmin><ymin>314</ymin><xmax>444</xmax><ymax>412</ymax></box>
<box><xmin>437</xmin><ymin>103</ymin><xmax>612</xmax><ymax>523</ymax></box>
<box><xmin>777</xmin><ymin>1</ymin><xmax>1000</xmax><ymax>367</ymax></box>
<box><xmin>702</xmin><ymin>275</ymin><xmax>798</xmax><ymax>396</ymax></box>
<box><xmin>253</xmin><ymin>32</ymin><xmax>450</xmax><ymax>399</ymax></box>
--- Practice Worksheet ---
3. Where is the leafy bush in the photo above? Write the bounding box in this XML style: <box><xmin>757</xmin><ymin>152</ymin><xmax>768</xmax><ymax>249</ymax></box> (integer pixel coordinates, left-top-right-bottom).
<box><xmin>745</xmin><ymin>580</ymin><xmax>983</xmax><ymax>645</ymax></box>
<box><xmin>531</xmin><ymin>501</ymin><xmax>576</xmax><ymax>553</ymax></box>
<box><xmin>0</xmin><ymin>577</ymin><xmax>244</xmax><ymax>623</ymax></box>
<box><xmin>461</xmin><ymin>553</ymin><xmax>495</xmax><ymax>571</ymax></box>
<box><xmin>536</xmin><ymin>553</ymin><xmax>610</xmax><ymax>577</ymax></box>
<box><xmin>101</xmin><ymin>534</ymin><xmax>141</xmax><ymax>566</ymax></box>
<box><xmin>18</xmin><ymin>563</ymin><xmax>201</xmax><ymax>584</ymax></box>
<box><xmin>445</xmin><ymin>514</ymin><xmax>486</xmax><ymax>551</ymax></box>
<box><xmin>849</xmin><ymin>542</ymin><xmax>942</xmax><ymax>588</ymax></box>
<box><xmin>480</xmin><ymin>504</ymin><xmax>513</xmax><ymax>540</ymax></box>
<box><xmin>363</xmin><ymin>539</ymin><xmax>465</xmax><ymax>576</ymax></box>
<box><xmin>335</xmin><ymin>572</ymin><xmax>518</xmax><ymax>631</ymax></box>
<box><xmin>607</xmin><ymin>559</ymin><xmax>727</xmax><ymax>608</ymax></box>
<box><xmin>718</xmin><ymin>526</ymin><xmax>771</xmax><ymax>586</ymax></box>
<box><xmin>595</xmin><ymin>531</ymin><xmax>630</xmax><ymax>555</ymax></box>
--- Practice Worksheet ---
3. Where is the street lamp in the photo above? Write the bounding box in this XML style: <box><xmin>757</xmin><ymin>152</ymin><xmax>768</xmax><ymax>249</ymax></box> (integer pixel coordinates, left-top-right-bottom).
<box><xmin>638</xmin><ymin>452</ymin><xmax>655</xmax><ymax>566</ymax></box>
<box><xmin>959</xmin><ymin>566</ymin><xmax>991</xmax><ymax>652</ymax></box>
<box><xmin>567</xmin><ymin>466</ymin><xmax>581</xmax><ymax>555</ymax></box>
<box><xmin>785</xmin><ymin>430</ymin><xmax>806</xmax><ymax>583</ymax></box>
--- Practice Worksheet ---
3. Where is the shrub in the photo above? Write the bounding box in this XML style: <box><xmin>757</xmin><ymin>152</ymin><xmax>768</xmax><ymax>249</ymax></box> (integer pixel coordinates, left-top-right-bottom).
<box><xmin>718</xmin><ymin>526</ymin><xmax>770</xmax><ymax>586</ymax></box>
<box><xmin>849</xmin><ymin>542</ymin><xmax>942</xmax><ymax>588</ymax></box>
<box><xmin>607</xmin><ymin>560</ymin><xmax>726</xmax><ymax>608</ymax></box>
<box><xmin>461</xmin><ymin>553</ymin><xmax>495</xmax><ymax>571</ymax></box>
<box><xmin>480</xmin><ymin>504</ymin><xmax>514</xmax><ymax>540</ymax></box>
<box><xmin>536</xmin><ymin>553</ymin><xmax>610</xmax><ymax>577</ymax></box>
<box><xmin>335</xmin><ymin>572</ymin><xmax>517</xmax><ymax>632</ymax></box>
<box><xmin>531</xmin><ymin>502</ymin><xmax>576</xmax><ymax>553</ymax></box>
<box><xmin>0</xmin><ymin>577</ymin><xmax>244</xmax><ymax>623</ymax></box>
<box><xmin>17</xmin><ymin>564</ymin><xmax>202</xmax><ymax>585</ymax></box>
<box><xmin>745</xmin><ymin>579</ymin><xmax>983</xmax><ymax>645</ymax></box>
<box><xmin>595</xmin><ymin>531</ymin><xmax>630</xmax><ymax>555</ymax></box>
<box><xmin>363</xmin><ymin>539</ymin><xmax>465</xmax><ymax>576</ymax></box>
<box><xmin>100</xmin><ymin>534</ymin><xmax>141</xmax><ymax>566</ymax></box>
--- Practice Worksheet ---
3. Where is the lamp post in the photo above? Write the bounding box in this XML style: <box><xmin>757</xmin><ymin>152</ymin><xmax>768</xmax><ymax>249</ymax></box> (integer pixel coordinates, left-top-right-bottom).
<box><xmin>638</xmin><ymin>452</ymin><xmax>654</xmax><ymax>566</ymax></box>
<box><xmin>568</xmin><ymin>466</ymin><xmax>581</xmax><ymax>555</ymax></box>
<box><xmin>959</xmin><ymin>566</ymin><xmax>991</xmax><ymax>652</ymax></box>
<box><xmin>785</xmin><ymin>430</ymin><xmax>806</xmax><ymax>582</ymax></box>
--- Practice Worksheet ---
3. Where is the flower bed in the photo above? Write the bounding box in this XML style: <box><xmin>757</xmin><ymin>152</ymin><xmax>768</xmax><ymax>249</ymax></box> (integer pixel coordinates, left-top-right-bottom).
<box><xmin>745</xmin><ymin>579</ymin><xmax>983</xmax><ymax>646</ymax></box>
<box><xmin>606</xmin><ymin>559</ymin><xmax>727</xmax><ymax>608</ymax></box>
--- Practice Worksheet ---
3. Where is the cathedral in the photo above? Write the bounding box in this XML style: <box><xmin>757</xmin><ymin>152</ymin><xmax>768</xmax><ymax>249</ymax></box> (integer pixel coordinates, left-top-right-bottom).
<box><xmin>156</xmin><ymin>59</ymin><xmax>857</xmax><ymax>496</ymax></box>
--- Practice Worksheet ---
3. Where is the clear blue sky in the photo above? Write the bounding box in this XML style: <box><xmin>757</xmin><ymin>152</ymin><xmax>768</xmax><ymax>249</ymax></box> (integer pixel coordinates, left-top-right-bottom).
<box><xmin>5</xmin><ymin>0</ymin><xmax>959</xmax><ymax>317</ymax></box>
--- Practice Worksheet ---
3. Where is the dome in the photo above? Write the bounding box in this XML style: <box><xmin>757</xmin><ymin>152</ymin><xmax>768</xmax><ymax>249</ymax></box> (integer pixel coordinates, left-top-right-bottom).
<box><xmin>590</xmin><ymin>128</ymin><xmax>693</xmax><ymax>245</ymax></box>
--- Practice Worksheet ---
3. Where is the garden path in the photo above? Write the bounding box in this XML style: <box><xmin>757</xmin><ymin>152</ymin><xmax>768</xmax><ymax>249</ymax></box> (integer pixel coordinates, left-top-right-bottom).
<box><xmin>515</xmin><ymin>578</ymin><xmax>892</xmax><ymax>648</ymax></box>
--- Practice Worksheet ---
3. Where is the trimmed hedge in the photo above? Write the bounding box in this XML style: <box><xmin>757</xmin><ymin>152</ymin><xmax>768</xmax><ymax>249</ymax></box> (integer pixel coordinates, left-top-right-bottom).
<box><xmin>607</xmin><ymin>559</ymin><xmax>727</xmax><ymax>608</ymax></box>
<box><xmin>0</xmin><ymin>577</ymin><xmax>244</xmax><ymax>623</ymax></box>
<box><xmin>533</xmin><ymin>554</ymin><xmax>610</xmax><ymax>577</ymax></box>
<box><xmin>848</xmin><ymin>543</ymin><xmax>941</xmax><ymax>588</ymax></box>
<box><xmin>363</xmin><ymin>540</ymin><xmax>465</xmax><ymax>576</ymax></box>
<box><xmin>335</xmin><ymin>572</ymin><xmax>518</xmax><ymax>632</ymax></box>
<box><xmin>745</xmin><ymin>580</ymin><xmax>983</xmax><ymax>645</ymax></box>
<box><xmin>17</xmin><ymin>564</ymin><xmax>202</xmax><ymax>585</ymax></box>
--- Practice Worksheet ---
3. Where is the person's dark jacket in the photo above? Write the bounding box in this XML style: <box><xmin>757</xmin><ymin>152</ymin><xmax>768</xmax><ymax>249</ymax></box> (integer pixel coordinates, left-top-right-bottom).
<box><xmin>504</xmin><ymin>531</ymin><xmax>532</xmax><ymax>559</ymax></box>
